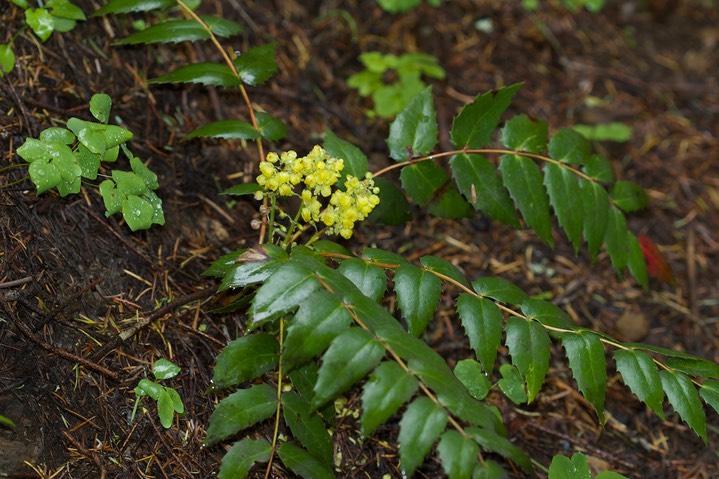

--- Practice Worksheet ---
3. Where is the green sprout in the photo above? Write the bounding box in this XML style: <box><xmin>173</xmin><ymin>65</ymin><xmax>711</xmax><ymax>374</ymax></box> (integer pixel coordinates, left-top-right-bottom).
<box><xmin>131</xmin><ymin>358</ymin><xmax>184</xmax><ymax>429</ymax></box>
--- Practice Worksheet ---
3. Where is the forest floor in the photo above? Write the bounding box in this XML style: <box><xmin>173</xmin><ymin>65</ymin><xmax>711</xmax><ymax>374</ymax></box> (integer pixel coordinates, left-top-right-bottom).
<box><xmin>2</xmin><ymin>1</ymin><xmax>719</xmax><ymax>478</ymax></box>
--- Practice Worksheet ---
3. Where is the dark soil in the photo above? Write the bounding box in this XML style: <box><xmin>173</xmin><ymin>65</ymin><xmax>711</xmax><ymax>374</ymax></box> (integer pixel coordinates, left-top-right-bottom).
<box><xmin>2</xmin><ymin>1</ymin><xmax>719</xmax><ymax>478</ymax></box>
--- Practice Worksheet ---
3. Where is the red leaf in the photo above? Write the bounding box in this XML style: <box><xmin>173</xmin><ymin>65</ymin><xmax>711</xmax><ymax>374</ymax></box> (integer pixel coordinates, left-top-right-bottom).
<box><xmin>638</xmin><ymin>235</ymin><xmax>675</xmax><ymax>285</ymax></box>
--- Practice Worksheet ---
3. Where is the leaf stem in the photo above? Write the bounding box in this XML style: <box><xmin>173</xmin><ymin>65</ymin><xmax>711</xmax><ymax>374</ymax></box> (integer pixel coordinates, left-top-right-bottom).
<box><xmin>264</xmin><ymin>316</ymin><xmax>285</xmax><ymax>479</ymax></box>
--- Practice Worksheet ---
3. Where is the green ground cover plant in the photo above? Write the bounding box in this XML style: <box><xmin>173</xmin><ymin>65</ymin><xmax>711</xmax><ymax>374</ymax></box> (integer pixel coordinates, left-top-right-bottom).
<box><xmin>15</xmin><ymin>0</ymin><xmax>713</xmax><ymax>477</ymax></box>
<box><xmin>131</xmin><ymin>358</ymin><xmax>185</xmax><ymax>429</ymax></box>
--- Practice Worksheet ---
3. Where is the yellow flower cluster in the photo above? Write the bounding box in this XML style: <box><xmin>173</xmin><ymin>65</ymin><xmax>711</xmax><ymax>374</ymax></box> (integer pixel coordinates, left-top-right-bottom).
<box><xmin>254</xmin><ymin>145</ymin><xmax>380</xmax><ymax>239</ymax></box>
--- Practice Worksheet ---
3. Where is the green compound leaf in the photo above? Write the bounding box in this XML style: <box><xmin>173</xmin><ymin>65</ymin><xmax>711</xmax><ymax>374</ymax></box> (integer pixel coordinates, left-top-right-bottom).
<box><xmin>276</xmin><ymin>443</ymin><xmax>335</xmax><ymax>479</ymax></box>
<box><xmin>362</xmin><ymin>247</ymin><xmax>409</xmax><ymax>267</ymax></box>
<box><xmin>399</xmin><ymin>397</ymin><xmax>448</xmax><ymax>478</ymax></box>
<box><xmin>614</xmin><ymin>349</ymin><xmax>665</xmax><ymax>419</ymax></box>
<box><xmin>471</xmin><ymin>277</ymin><xmax>528</xmax><ymax>306</ymax></box>
<box><xmin>611</xmin><ymin>180</ymin><xmax>649</xmax><ymax>213</ymax></box>
<box><xmin>548</xmin><ymin>128</ymin><xmax>590</xmax><ymax>166</ymax></box>
<box><xmin>561</xmin><ymin>332</ymin><xmax>607</xmax><ymax>420</ymax></box>
<box><xmin>116</xmin><ymin>17</ymin><xmax>242</xmax><ymax>45</ymax></box>
<box><xmin>150</xmin><ymin>62</ymin><xmax>242</xmax><ymax>87</ymax></box>
<box><xmin>665</xmin><ymin>356</ymin><xmax>719</xmax><ymax>380</ymax></box>
<box><xmin>130</xmin><ymin>156</ymin><xmax>159</xmax><ymax>190</ymax></box>
<box><xmin>659</xmin><ymin>370</ymin><xmax>707</xmax><ymax>443</ymax></box>
<box><xmin>204</xmin><ymin>384</ymin><xmax>277</xmax><ymax>447</ymax></box>
<box><xmin>89</xmin><ymin>93</ymin><xmax>111</xmax><ymax>123</ymax></box>
<box><xmin>26</xmin><ymin>8</ymin><xmax>55</xmax><ymax>42</ymax></box>
<box><xmin>337</xmin><ymin>258</ymin><xmax>387</xmax><ymax>303</ymax></box>
<box><xmin>212</xmin><ymin>333</ymin><xmax>279</xmax><ymax>390</ymax></box>
<box><xmin>520</xmin><ymin>298</ymin><xmax>573</xmax><ymax>329</ymax></box>
<box><xmin>187</xmin><ymin>120</ymin><xmax>260</xmax><ymax>140</ymax></box>
<box><xmin>250</xmin><ymin>261</ymin><xmax>322</xmax><ymax>326</ymax></box>
<box><xmin>450</xmin><ymin>83</ymin><xmax>521</xmax><ymax>149</ymax></box>
<box><xmin>466</xmin><ymin>427</ymin><xmax>532</xmax><ymax>474</ymax></box>
<box><xmin>323</xmin><ymin>130</ymin><xmax>369</xmax><ymax>179</ymax></box>
<box><xmin>544</xmin><ymin>163</ymin><xmax>583</xmax><ymax>253</ymax></box>
<box><xmin>112</xmin><ymin>170</ymin><xmax>147</xmax><ymax>196</ymax></box>
<box><xmin>367</xmin><ymin>177</ymin><xmax>412</xmax><ymax>225</ymax></box>
<box><xmin>505</xmin><ymin>317</ymin><xmax>550</xmax><ymax>403</ymax></box>
<box><xmin>387</xmin><ymin>86</ymin><xmax>437</xmax><ymax>161</ymax></box>
<box><xmin>0</xmin><ymin>43</ymin><xmax>16</xmax><ymax>77</ymax></box>
<box><xmin>583</xmin><ymin>153</ymin><xmax>615</xmax><ymax>183</ymax></box>
<box><xmin>394</xmin><ymin>263</ymin><xmax>442</xmax><ymax>336</ymax></box>
<box><xmin>420</xmin><ymin>255</ymin><xmax>471</xmax><ymax>289</ymax></box>
<box><xmin>218</xmin><ymin>438</ymin><xmax>272</xmax><ymax>479</ymax></box>
<box><xmin>437</xmin><ymin>430</ymin><xmax>479</xmax><ymax>479</ymax></box>
<box><xmin>99</xmin><ymin>179</ymin><xmax>122</xmax><ymax>215</ymax></box>
<box><xmin>604</xmin><ymin>205</ymin><xmax>629</xmax><ymax>272</ymax></box>
<box><xmin>121</xmin><ymin>194</ymin><xmax>155</xmax><ymax>231</ymax></box>
<box><xmin>699</xmin><ymin>380</ymin><xmax>719</xmax><ymax>416</ymax></box>
<box><xmin>454</xmin><ymin>359</ymin><xmax>490</xmax><ymax>400</ymax></box>
<box><xmin>284</xmin><ymin>290</ymin><xmax>353</xmax><ymax>369</ymax></box>
<box><xmin>548</xmin><ymin>453</ymin><xmax>592</xmax><ymax>479</ymax></box>
<box><xmin>361</xmin><ymin>361</ymin><xmax>419</xmax><ymax>436</ymax></box>
<box><xmin>157</xmin><ymin>389</ymin><xmax>175</xmax><ymax>428</ymax></box>
<box><xmin>233</xmin><ymin>43</ymin><xmax>277</xmax><ymax>86</ymax></box>
<box><xmin>217</xmin><ymin>245</ymin><xmax>288</xmax><ymax>290</ymax></box>
<box><xmin>152</xmin><ymin>358</ymin><xmax>180</xmax><ymax>380</ymax></box>
<box><xmin>28</xmin><ymin>161</ymin><xmax>62</xmax><ymax>194</ymax></box>
<box><xmin>579</xmin><ymin>178</ymin><xmax>610</xmax><ymax>260</ymax></box>
<box><xmin>450</xmin><ymin>153</ymin><xmax>519</xmax><ymax>228</ymax></box>
<box><xmin>498</xmin><ymin>363</ymin><xmax>527</xmax><ymax>404</ymax></box>
<box><xmin>256</xmin><ymin>112</ymin><xmax>287</xmax><ymax>141</ymax></box>
<box><xmin>94</xmin><ymin>0</ymin><xmax>175</xmax><ymax>16</ymax></box>
<box><xmin>17</xmin><ymin>137</ymin><xmax>50</xmax><ymax>163</ymax></box>
<box><xmin>627</xmin><ymin>233</ymin><xmax>649</xmax><ymax>289</ymax></box>
<box><xmin>499</xmin><ymin>154</ymin><xmax>554</xmax><ymax>246</ymax></box>
<box><xmin>313</xmin><ymin>327</ymin><xmax>385</xmax><ymax>408</ymax></box>
<box><xmin>573</xmin><ymin>122</ymin><xmax>632</xmax><ymax>142</ymax></box>
<box><xmin>40</xmin><ymin>127</ymin><xmax>75</xmax><ymax>145</ymax></box>
<box><xmin>456</xmin><ymin>294</ymin><xmax>502</xmax><ymax>374</ymax></box>
<box><xmin>500</xmin><ymin>113</ymin><xmax>548</xmax><ymax>153</ymax></box>
<box><xmin>282</xmin><ymin>392</ymin><xmax>333</xmax><ymax>466</ymax></box>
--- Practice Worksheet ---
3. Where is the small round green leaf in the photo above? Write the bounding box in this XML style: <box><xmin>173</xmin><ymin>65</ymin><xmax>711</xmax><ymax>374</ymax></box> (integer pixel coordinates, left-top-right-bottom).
<box><xmin>121</xmin><ymin>194</ymin><xmax>155</xmax><ymax>231</ymax></box>
<box><xmin>454</xmin><ymin>359</ymin><xmax>490</xmax><ymax>400</ymax></box>
<box><xmin>156</xmin><ymin>389</ymin><xmax>174</xmax><ymax>428</ymax></box>
<box><xmin>0</xmin><ymin>44</ymin><xmax>16</xmax><ymax>76</ymax></box>
<box><xmin>136</xmin><ymin>378</ymin><xmax>164</xmax><ymax>401</ymax></box>
<box><xmin>152</xmin><ymin>358</ymin><xmax>180</xmax><ymax>380</ymax></box>
<box><xmin>25</xmin><ymin>8</ymin><xmax>55</xmax><ymax>42</ymax></box>
<box><xmin>40</xmin><ymin>127</ymin><xmax>75</xmax><ymax>145</ymax></box>
<box><xmin>89</xmin><ymin>93</ymin><xmax>112</xmax><ymax>123</ymax></box>
<box><xmin>28</xmin><ymin>160</ymin><xmax>62</xmax><ymax>194</ymax></box>
<box><xmin>17</xmin><ymin>138</ymin><xmax>50</xmax><ymax>163</ymax></box>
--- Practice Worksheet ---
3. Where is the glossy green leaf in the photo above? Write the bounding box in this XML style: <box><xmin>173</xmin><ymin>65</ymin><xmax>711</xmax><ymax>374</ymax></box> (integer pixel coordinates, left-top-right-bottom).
<box><xmin>611</xmin><ymin>180</ymin><xmax>649</xmax><ymax>213</ymax></box>
<box><xmin>362</xmin><ymin>247</ymin><xmax>409</xmax><ymax>267</ymax></box>
<box><xmin>276</xmin><ymin>443</ymin><xmax>334</xmax><ymax>479</ymax></box>
<box><xmin>500</xmin><ymin>154</ymin><xmax>554</xmax><ymax>246</ymax></box>
<box><xmin>186</xmin><ymin>120</ymin><xmax>259</xmax><ymax>140</ymax></box>
<box><xmin>614</xmin><ymin>349</ymin><xmax>664</xmax><ymax>419</ymax></box>
<box><xmin>399</xmin><ymin>160</ymin><xmax>445</xmax><ymax>206</ymax></box>
<box><xmin>26</xmin><ymin>8</ymin><xmax>55</xmax><ymax>42</ymax></box>
<box><xmin>17</xmin><ymin>138</ymin><xmax>50</xmax><ymax>163</ymax></box>
<box><xmin>56</xmin><ymin>176</ymin><xmax>81</xmax><ymax>197</ymax></box>
<box><xmin>223</xmin><ymin>183</ymin><xmax>261</xmax><ymax>196</ymax></box>
<box><xmin>427</xmin><ymin>188</ymin><xmax>474</xmax><ymax>219</ymax></box>
<box><xmin>659</xmin><ymin>370</ymin><xmax>707</xmax><ymax>442</ymax></box>
<box><xmin>89</xmin><ymin>93</ymin><xmax>111</xmax><ymax>123</ymax></box>
<box><xmin>313</xmin><ymin>327</ymin><xmax>385</xmax><ymax>408</ymax></box>
<box><xmin>157</xmin><ymin>389</ymin><xmax>174</xmax><ymax>428</ymax></box>
<box><xmin>256</xmin><ymin>112</ymin><xmax>287</xmax><ymax>141</ymax></box>
<box><xmin>544</xmin><ymin>163</ymin><xmax>583</xmax><ymax>252</ymax></box>
<box><xmin>437</xmin><ymin>430</ymin><xmax>479</xmax><ymax>479</ymax></box>
<box><xmin>47</xmin><ymin>0</ymin><xmax>86</xmax><ymax>20</ymax></box>
<box><xmin>233</xmin><ymin>43</ymin><xmax>277</xmax><ymax>86</ymax></box>
<box><xmin>548</xmin><ymin>128</ymin><xmax>590</xmax><ymax>165</ymax></box>
<box><xmin>394</xmin><ymin>263</ymin><xmax>442</xmax><ymax>336</ymax></box>
<box><xmin>150</xmin><ymin>62</ymin><xmax>242</xmax><ymax>87</ymax></box>
<box><xmin>699</xmin><ymin>380</ymin><xmax>719</xmax><ymax>416</ymax></box>
<box><xmin>450</xmin><ymin>83</ymin><xmax>521</xmax><ymax>149</ymax></box>
<box><xmin>39</xmin><ymin>127</ymin><xmax>75</xmax><ymax>145</ymax></box>
<box><xmin>121</xmin><ymin>194</ymin><xmax>154</xmax><ymax>231</ymax></box>
<box><xmin>500</xmin><ymin>114</ymin><xmax>548</xmax><ymax>153</ymax></box>
<box><xmin>498</xmin><ymin>363</ymin><xmax>527</xmax><ymax>404</ymax></box>
<box><xmin>28</xmin><ymin>161</ymin><xmax>62</xmax><ymax>194</ymax></box>
<box><xmin>51</xmin><ymin>17</ymin><xmax>77</xmax><ymax>33</ymax></box>
<box><xmin>473</xmin><ymin>460</ymin><xmax>509</xmax><ymax>479</ymax></box>
<box><xmin>573</xmin><ymin>122</ymin><xmax>632</xmax><ymax>142</ymax></box>
<box><xmin>548</xmin><ymin>453</ymin><xmax>591</xmax><ymax>479</ymax></box>
<box><xmin>218</xmin><ymin>438</ymin><xmax>272</xmax><ymax>479</ymax></box>
<box><xmin>152</xmin><ymin>358</ymin><xmax>180</xmax><ymax>380</ymax></box>
<box><xmin>250</xmin><ymin>261</ymin><xmax>321</xmax><ymax>325</ymax></box>
<box><xmin>456</xmin><ymin>294</ymin><xmax>502</xmax><ymax>373</ymax></box>
<box><xmin>218</xmin><ymin>245</ymin><xmax>288</xmax><ymax>290</ymax></box>
<box><xmin>130</xmin><ymin>156</ymin><xmax>158</xmax><ymax>190</ymax></box>
<box><xmin>116</xmin><ymin>17</ymin><xmax>242</xmax><ymax>45</ymax></box>
<box><xmin>166</xmin><ymin>387</ymin><xmax>184</xmax><ymax>413</ymax></box>
<box><xmin>387</xmin><ymin>87</ymin><xmax>437</xmax><ymax>161</ymax></box>
<box><xmin>399</xmin><ymin>397</ymin><xmax>448</xmax><ymax>478</ymax></box>
<box><xmin>561</xmin><ymin>332</ymin><xmax>606</xmax><ymax>419</ymax></box>
<box><xmin>323</xmin><ymin>130</ymin><xmax>368</xmax><ymax>179</ymax></box>
<box><xmin>454</xmin><ymin>359</ymin><xmax>490</xmax><ymax>400</ymax></box>
<box><xmin>204</xmin><ymin>384</ymin><xmax>277</xmax><ymax>446</ymax></box>
<box><xmin>0</xmin><ymin>43</ymin><xmax>15</xmax><ymax>76</ymax></box>
<box><xmin>420</xmin><ymin>255</ymin><xmax>471</xmax><ymax>288</ymax></box>
<box><xmin>579</xmin><ymin>178</ymin><xmax>610</xmax><ymax>260</ymax></box>
<box><xmin>626</xmin><ymin>233</ymin><xmax>649</xmax><ymax>289</ymax></box>
<box><xmin>112</xmin><ymin>169</ymin><xmax>147</xmax><ymax>196</ymax></box>
<box><xmin>361</xmin><ymin>361</ymin><xmax>419</xmax><ymax>436</ymax></box>
<box><xmin>213</xmin><ymin>334</ymin><xmax>279</xmax><ymax>390</ymax></box>
<box><xmin>450</xmin><ymin>153</ymin><xmax>519</xmax><ymax>227</ymax></box>
<box><xmin>520</xmin><ymin>298</ymin><xmax>573</xmax><ymax>329</ymax></box>
<box><xmin>604</xmin><ymin>205</ymin><xmax>629</xmax><ymax>272</ymax></box>
<box><xmin>94</xmin><ymin>0</ymin><xmax>175</xmax><ymax>15</ymax></box>
<box><xmin>337</xmin><ymin>258</ymin><xmax>386</xmax><ymax>303</ymax></box>
<box><xmin>665</xmin><ymin>356</ymin><xmax>719</xmax><ymax>380</ymax></box>
<box><xmin>367</xmin><ymin>177</ymin><xmax>412</xmax><ymax>225</ymax></box>
<box><xmin>283</xmin><ymin>392</ymin><xmax>333</xmax><ymax>466</ymax></box>
<box><xmin>203</xmin><ymin>249</ymin><xmax>246</xmax><ymax>277</ymax></box>
<box><xmin>583</xmin><ymin>154</ymin><xmax>615</xmax><ymax>183</ymax></box>
<box><xmin>505</xmin><ymin>317</ymin><xmax>550</xmax><ymax>403</ymax></box>
<box><xmin>284</xmin><ymin>290</ymin><xmax>352</xmax><ymax>369</ymax></box>
<box><xmin>136</xmin><ymin>378</ymin><xmax>163</xmax><ymax>400</ymax></box>
<box><xmin>471</xmin><ymin>277</ymin><xmax>527</xmax><ymax>306</ymax></box>
<box><xmin>99</xmin><ymin>179</ymin><xmax>122</xmax><ymax>215</ymax></box>
<box><xmin>466</xmin><ymin>427</ymin><xmax>532</xmax><ymax>473</ymax></box>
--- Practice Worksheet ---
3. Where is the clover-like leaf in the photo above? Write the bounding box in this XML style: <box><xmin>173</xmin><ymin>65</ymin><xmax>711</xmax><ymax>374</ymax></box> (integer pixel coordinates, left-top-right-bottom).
<box><xmin>121</xmin><ymin>194</ymin><xmax>155</xmax><ymax>231</ymax></box>
<box><xmin>89</xmin><ymin>93</ymin><xmax>112</xmax><ymax>123</ymax></box>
